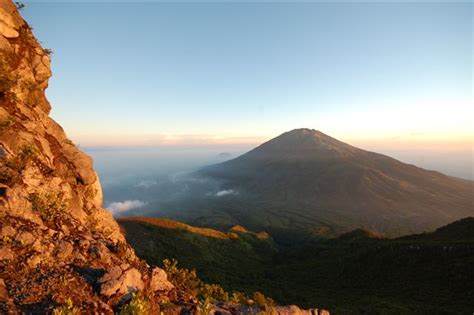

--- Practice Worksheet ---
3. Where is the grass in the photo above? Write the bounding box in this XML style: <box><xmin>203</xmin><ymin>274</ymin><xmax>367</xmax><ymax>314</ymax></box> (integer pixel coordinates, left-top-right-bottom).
<box><xmin>28</xmin><ymin>191</ymin><xmax>67</xmax><ymax>225</ymax></box>
<box><xmin>52</xmin><ymin>298</ymin><xmax>79</xmax><ymax>315</ymax></box>
<box><xmin>119</xmin><ymin>293</ymin><xmax>151</xmax><ymax>315</ymax></box>
<box><xmin>119</xmin><ymin>217</ymin><xmax>235</xmax><ymax>240</ymax></box>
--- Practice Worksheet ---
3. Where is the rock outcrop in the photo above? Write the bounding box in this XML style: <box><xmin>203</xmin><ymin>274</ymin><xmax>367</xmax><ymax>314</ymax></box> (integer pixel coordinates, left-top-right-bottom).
<box><xmin>0</xmin><ymin>0</ymin><xmax>174</xmax><ymax>313</ymax></box>
<box><xmin>0</xmin><ymin>1</ymin><xmax>329</xmax><ymax>314</ymax></box>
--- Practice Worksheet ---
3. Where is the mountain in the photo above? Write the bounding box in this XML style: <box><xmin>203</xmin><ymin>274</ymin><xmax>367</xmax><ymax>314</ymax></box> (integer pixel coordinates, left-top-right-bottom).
<box><xmin>0</xmin><ymin>2</ymin><xmax>322</xmax><ymax>314</ymax></box>
<box><xmin>198</xmin><ymin>128</ymin><xmax>474</xmax><ymax>239</ymax></box>
<box><xmin>120</xmin><ymin>216</ymin><xmax>474</xmax><ymax>314</ymax></box>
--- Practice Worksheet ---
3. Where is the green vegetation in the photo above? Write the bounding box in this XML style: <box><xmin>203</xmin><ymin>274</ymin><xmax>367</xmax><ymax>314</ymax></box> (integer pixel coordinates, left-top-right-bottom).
<box><xmin>119</xmin><ymin>293</ymin><xmax>151</xmax><ymax>315</ymax></box>
<box><xmin>18</xmin><ymin>144</ymin><xmax>39</xmax><ymax>161</ymax></box>
<box><xmin>14</xmin><ymin>2</ymin><xmax>25</xmax><ymax>10</ymax></box>
<box><xmin>65</xmin><ymin>139</ymin><xmax>75</xmax><ymax>146</ymax></box>
<box><xmin>43</xmin><ymin>48</ymin><xmax>54</xmax><ymax>56</ymax></box>
<box><xmin>4</xmin><ymin>144</ymin><xmax>39</xmax><ymax>172</ymax></box>
<box><xmin>0</xmin><ymin>116</ymin><xmax>16</xmax><ymax>129</ymax></box>
<box><xmin>0</xmin><ymin>57</ymin><xmax>18</xmax><ymax>98</ymax></box>
<box><xmin>1</xmin><ymin>144</ymin><xmax>40</xmax><ymax>185</ymax></box>
<box><xmin>162</xmin><ymin>258</ymin><xmax>274</xmax><ymax>309</ymax></box>
<box><xmin>121</xmin><ymin>217</ymin><xmax>474</xmax><ymax>314</ymax></box>
<box><xmin>119</xmin><ymin>219</ymin><xmax>277</xmax><ymax>294</ymax></box>
<box><xmin>52</xmin><ymin>298</ymin><xmax>79</xmax><ymax>315</ymax></box>
<box><xmin>28</xmin><ymin>191</ymin><xmax>67</xmax><ymax>225</ymax></box>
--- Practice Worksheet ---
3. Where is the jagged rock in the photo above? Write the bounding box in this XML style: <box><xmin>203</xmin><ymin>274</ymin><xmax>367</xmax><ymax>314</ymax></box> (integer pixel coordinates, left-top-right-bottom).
<box><xmin>56</xmin><ymin>240</ymin><xmax>74</xmax><ymax>260</ymax></box>
<box><xmin>15</xmin><ymin>231</ymin><xmax>35</xmax><ymax>246</ymax></box>
<box><xmin>99</xmin><ymin>266</ymin><xmax>144</xmax><ymax>297</ymax></box>
<box><xmin>26</xmin><ymin>254</ymin><xmax>42</xmax><ymax>269</ymax></box>
<box><xmin>0</xmin><ymin>1</ymin><xmax>23</xmax><ymax>38</ymax></box>
<box><xmin>0</xmin><ymin>225</ymin><xmax>15</xmax><ymax>238</ymax></box>
<box><xmin>0</xmin><ymin>247</ymin><xmax>13</xmax><ymax>261</ymax></box>
<box><xmin>272</xmin><ymin>305</ymin><xmax>326</xmax><ymax>315</ymax></box>
<box><xmin>150</xmin><ymin>267</ymin><xmax>175</xmax><ymax>292</ymax></box>
<box><xmin>274</xmin><ymin>305</ymin><xmax>310</xmax><ymax>315</ymax></box>
<box><xmin>0</xmin><ymin>278</ymin><xmax>8</xmax><ymax>301</ymax></box>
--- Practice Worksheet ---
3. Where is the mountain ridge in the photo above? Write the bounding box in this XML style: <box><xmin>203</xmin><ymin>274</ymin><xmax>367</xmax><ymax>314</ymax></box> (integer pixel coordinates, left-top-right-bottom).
<box><xmin>197</xmin><ymin>128</ymin><xmax>473</xmax><ymax>238</ymax></box>
<box><xmin>120</xmin><ymin>215</ymin><xmax>474</xmax><ymax>314</ymax></box>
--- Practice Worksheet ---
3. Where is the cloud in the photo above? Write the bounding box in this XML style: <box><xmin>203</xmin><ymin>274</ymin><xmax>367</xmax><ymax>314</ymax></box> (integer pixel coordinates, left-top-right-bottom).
<box><xmin>107</xmin><ymin>200</ymin><xmax>147</xmax><ymax>214</ymax></box>
<box><xmin>210</xmin><ymin>189</ymin><xmax>238</xmax><ymax>197</ymax></box>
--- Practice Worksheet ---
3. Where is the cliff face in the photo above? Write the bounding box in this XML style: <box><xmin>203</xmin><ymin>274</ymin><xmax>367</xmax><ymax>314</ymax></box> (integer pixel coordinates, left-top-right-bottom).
<box><xmin>0</xmin><ymin>1</ymin><xmax>173</xmax><ymax>313</ymax></box>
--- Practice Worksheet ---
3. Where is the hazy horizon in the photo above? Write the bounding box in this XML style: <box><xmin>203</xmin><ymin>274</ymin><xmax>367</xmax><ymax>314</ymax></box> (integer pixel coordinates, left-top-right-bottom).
<box><xmin>18</xmin><ymin>1</ymin><xmax>473</xmax><ymax>215</ymax></box>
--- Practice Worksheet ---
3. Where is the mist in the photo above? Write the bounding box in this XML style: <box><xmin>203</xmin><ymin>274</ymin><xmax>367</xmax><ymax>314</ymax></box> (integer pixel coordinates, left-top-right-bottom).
<box><xmin>84</xmin><ymin>145</ymin><xmax>473</xmax><ymax>219</ymax></box>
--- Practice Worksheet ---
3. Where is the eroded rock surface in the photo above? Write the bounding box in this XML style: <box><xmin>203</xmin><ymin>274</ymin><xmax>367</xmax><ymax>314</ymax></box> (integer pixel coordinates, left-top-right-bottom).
<box><xmin>0</xmin><ymin>1</ymin><xmax>329</xmax><ymax>314</ymax></box>
<box><xmin>0</xmin><ymin>0</ymin><xmax>177</xmax><ymax>313</ymax></box>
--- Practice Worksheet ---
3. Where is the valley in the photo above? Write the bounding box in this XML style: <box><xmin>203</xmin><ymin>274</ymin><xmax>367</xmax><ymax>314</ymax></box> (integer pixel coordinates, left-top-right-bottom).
<box><xmin>119</xmin><ymin>217</ymin><xmax>474</xmax><ymax>314</ymax></box>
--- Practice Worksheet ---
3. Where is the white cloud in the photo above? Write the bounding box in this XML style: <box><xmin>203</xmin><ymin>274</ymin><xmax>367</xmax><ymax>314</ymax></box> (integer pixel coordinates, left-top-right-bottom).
<box><xmin>107</xmin><ymin>200</ymin><xmax>147</xmax><ymax>214</ymax></box>
<box><xmin>212</xmin><ymin>189</ymin><xmax>237</xmax><ymax>197</ymax></box>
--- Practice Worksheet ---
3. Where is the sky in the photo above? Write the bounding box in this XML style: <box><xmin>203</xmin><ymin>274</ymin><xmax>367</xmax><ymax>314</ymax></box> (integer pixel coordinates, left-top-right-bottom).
<box><xmin>21</xmin><ymin>2</ymin><xmax>472</xmax><ymax>151</ymax></box>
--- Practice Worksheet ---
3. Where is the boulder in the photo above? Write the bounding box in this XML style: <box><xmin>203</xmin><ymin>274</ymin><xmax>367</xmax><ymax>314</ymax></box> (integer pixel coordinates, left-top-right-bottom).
<box><xmin>150</xmin><ymin>267</ymin><xmax>174</xmax><ymax>292</ymax></box>
<box><xmin>99</xmin><ymin>267</ymin><xmax>144</xmax><ymax>297</ymax></box>
<box><xmin>0</xmin><ymin>246</ymin><xmax>13</xmax><ymax>261</ymax></box>
<box><xmin>0</xmin><ymin>225</ymin><xmax>15</xmax><ymax>239</ymax></box>
<box><xmin>56</xmin><ymin>241</ymin><xmax>74</xmax><ymax>260</ymax></box>
<box><xmin>0</xmin><ymin>278</ymin><xmax>7</xmax><ymax>300</ymax></box>
<box><xmin>15</xmin><ymin>231</ymin><xmax>35</xmax><ymax>246</ymax></box>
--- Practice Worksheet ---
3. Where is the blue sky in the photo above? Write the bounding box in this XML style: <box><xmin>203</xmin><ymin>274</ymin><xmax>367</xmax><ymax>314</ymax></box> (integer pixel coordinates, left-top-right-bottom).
<box><xmin>22</xmin><ymin>1</ymin><xmax>472</xmax><ymax>148</ymax></box>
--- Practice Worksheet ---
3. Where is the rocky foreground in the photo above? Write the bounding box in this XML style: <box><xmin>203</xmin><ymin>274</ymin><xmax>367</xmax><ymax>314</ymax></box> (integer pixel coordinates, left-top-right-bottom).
<box><xmin>0</xmin><ymin>1</ymin><xmax>328</xmax><ymax>314</ymax></box>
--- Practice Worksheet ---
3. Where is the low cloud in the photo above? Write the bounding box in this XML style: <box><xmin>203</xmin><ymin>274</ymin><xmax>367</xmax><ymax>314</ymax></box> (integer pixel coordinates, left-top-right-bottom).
<box><xmin>107</xmin><ymin>200</ymin><xmax>147</xmax><ymax>214</ymax></box>
<box><xmin>209</xmin><ymin>189</ymin><xmax>238</xmax><ymax>197</ymax></box>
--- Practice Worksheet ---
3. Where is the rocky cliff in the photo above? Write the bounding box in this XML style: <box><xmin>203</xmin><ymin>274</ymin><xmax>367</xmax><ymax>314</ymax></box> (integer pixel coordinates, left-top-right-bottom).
<box><xmin>0</xmin><ymin>1</ymin><xmax>327</xmax><ymax>314</ymax></box>
<box><xmin>0</xmin><ymin>0</ymin><xmax>178</xmax><ymax>313</ymax></box>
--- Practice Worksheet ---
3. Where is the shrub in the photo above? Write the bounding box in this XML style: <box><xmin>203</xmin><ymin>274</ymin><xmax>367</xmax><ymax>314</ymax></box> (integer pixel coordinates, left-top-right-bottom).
<box><xmin>0</xmin><ymin>57</ymin><xmax>18</xmax><ymax>98</ymax></box>
<box><xmin>253</xmin><ymin>292</ymin><xmax>274</xmax><ymax>308</ymax></box>
<box><xmin>4</xmin><ymin>144</ymin><xmax>39</xmax><ymax>172</ymax></box>
<box><xmin>0</xmin><ymin>116</ymin><xmax>16</xmax><ymax>129</ymax></box>
<box><xmin>199</xmin><ymin>283</ymin><xmax>229</xmax><ymax>303</ymax></box>
<box><xmin>14</xmin><ymin>2</ymin><xmax>25</xmax><ymax>10</ymax></box>
<box><xmin>52</xmin><ymin>298</ymin><xmax>79</xmax><ymax>315</ymax></box>
<box><xmin>162</xmin><ymin>259</ymin><xmax>201</xmax><ymax>293</ymax></box>
<box><xmin>199</xmin><ymin>297</ymin><xmax>213</xmax><ymax>315</ymax></box>
<box><xmin>28</xmin><ymin>191</ymin><xmax>66</xmax><ymax>224</ymax></box>
<box><xmin>65</xmin><ymin>139</ymin><xmax>75</xmax><ymax>146</ymax></box>
<box><xmin>119</xmin><ymin>293</ymin><xmax>151</xmax><ymax>315</ymax></box>
<box><xmin>161</xmin><ymin>259</ymin><xmax>275</xmax><ymax>308</ymax></box>
<box><xmin>43</xmin><ymin>48</ymin><xmax>53</xmax><ymax>56</ymax></box>
<box><xmin>18</xmin><ymin>144</ymin><xmax>39</xmax><ymax>160</ymax></box>
<box><xmin>230</xmin><ymin>291</ymin><xmax>250</xmax><ymax>305</ymax></box>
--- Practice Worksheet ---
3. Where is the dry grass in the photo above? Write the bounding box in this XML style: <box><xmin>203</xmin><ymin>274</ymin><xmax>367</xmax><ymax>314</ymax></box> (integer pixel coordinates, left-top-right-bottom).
<box><xmin>118</xmin><ymin>217</ymin><xmax>234</xmax><ymax>240</ymax></box>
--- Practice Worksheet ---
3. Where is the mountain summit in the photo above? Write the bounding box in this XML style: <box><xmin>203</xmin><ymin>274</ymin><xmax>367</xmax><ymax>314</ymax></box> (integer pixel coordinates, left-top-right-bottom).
<box><xmin>239</xmin><ymin>129</ymin><xmax>357</xmax><ymax>161</ymax></box>
<box><xmin>199</xmin><ymin>129</ymin><xmax>473</xmax><ymax>238</ymax></box>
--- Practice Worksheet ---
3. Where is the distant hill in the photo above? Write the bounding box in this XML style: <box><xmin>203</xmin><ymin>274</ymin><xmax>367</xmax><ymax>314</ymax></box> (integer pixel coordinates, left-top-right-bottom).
<box><xmin>197</xmin><ymin>128</ymin><xmax>474</xmax><ymax>239</ymax></box>
<box><xmin>216</xmin><ymin>152</ymin><xmax>233</xmax><ymax>160</ymax></box>
<box><xmin>118</xmin><ymin>217</ymin><xmax>277</xmax><ymax>293</ymax></box>
<box><xmin>121</xmin><ymin>216</ymin><xmax>474</xmax><ymax>314</ymax></box>
<box><xmin>398</xmin><ymin>216</ymin><xmax>474</xmax><ymax>242</ymax></box>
